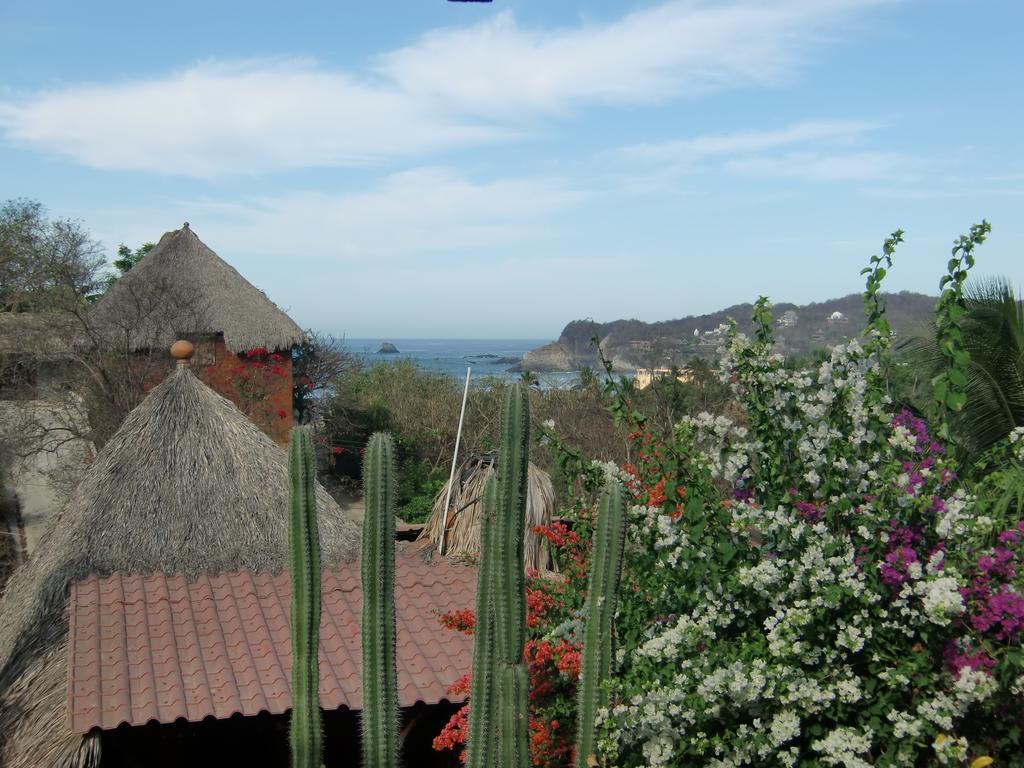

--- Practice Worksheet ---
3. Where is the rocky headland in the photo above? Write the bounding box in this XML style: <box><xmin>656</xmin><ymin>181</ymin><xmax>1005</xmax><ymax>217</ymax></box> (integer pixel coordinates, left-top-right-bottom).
<box><xmin>510</xmin><ymin>291</ymin><xmax>936</xmax><ymax>373</ymax></box>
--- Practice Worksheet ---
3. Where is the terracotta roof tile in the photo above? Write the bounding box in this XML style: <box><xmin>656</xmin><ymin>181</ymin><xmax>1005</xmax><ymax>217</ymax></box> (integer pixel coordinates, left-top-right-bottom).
<box><xmin>67</xmin><ymin>547</ymin><xmax>475</xmax><ymax>733</ymax></box>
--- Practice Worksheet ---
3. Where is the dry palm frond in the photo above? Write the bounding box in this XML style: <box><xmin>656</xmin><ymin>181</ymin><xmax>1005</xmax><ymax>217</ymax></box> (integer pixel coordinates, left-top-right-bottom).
<box><xmin>419</xmin><ymin>454</ymin><xmax>556</xmax><ymax>572</ymax></box>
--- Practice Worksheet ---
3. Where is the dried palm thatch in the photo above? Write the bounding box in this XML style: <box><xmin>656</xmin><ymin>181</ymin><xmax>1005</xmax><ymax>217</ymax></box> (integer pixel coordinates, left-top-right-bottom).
<box><xmin>419</xmin><ymin>454</ymin><xmax>556</xmax><ymax>571</ymax></box>
<box><xmin>90</xmin><ymin>224</ymin><xmax>305</xmax><ymax>354</ymax></box>
<box><xmin>0</xmin><ymin>363</ymin><xmax>360</xmax><ymax>768</ymax></box>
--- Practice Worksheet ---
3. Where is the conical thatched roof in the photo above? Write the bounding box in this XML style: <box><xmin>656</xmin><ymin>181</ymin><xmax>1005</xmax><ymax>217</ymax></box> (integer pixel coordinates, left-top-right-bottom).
<box><xmin>90</xmin><ymin>224</ymin><xmax>305</xmax><ymax>353</ymax></box>
<box><xmin>0</xmin><ymin>363</ymin><xmax>359</xmax><ymax>768</ymax></box>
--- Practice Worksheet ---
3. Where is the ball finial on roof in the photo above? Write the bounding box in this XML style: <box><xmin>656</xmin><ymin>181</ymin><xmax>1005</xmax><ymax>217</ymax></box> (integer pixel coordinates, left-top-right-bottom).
<box><xmin>183</xmin><ymin>221</ymin><xmax>190</xmax><ymax>230</ymax></box>
<box><xmin>170</xmin><ymin>339</ymin><xmax>194</xmax><ymax>365</ymax></box>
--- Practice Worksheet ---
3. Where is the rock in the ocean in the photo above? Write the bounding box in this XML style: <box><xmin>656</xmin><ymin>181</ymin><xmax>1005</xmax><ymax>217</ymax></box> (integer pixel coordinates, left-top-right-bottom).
<box><xmin>378</xmin><ymin>342</ymin><xmax>400</xmax><ymax>354</ymax></box>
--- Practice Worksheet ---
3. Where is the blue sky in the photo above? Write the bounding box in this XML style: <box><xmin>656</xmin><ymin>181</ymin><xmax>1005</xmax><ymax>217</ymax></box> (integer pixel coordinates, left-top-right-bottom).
<box><xmin>1</xmin><ymin>0</ymin><xmax>1021</xmax><ymax>338</ymax></box>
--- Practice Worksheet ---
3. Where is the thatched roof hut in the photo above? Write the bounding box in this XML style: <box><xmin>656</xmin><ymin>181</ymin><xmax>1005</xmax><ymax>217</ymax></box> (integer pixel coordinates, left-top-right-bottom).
<box><xmin>419</xmin><ymin>454</ymin><xmax>556</xmax><ymax>572</ymax></box>
<box><xmin>90</xmin><ymin>224</ymin><xmax>305</xmax><ymax>354</ymax></box>
<box><xmin>0</xmin><ymin>351</ymin><xmax>359</xmax><ymax>768</ymax></box>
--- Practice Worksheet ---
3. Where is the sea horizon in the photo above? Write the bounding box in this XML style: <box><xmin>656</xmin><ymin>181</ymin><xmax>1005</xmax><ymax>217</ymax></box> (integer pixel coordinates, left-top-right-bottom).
<box><xmin>340</xmin><ymin>337</ymin><xmax>570</xmax><ymax>382</ymax></box>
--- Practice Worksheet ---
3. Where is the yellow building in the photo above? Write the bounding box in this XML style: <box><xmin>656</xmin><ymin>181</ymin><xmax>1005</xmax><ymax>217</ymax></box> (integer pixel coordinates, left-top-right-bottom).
<box><xmin>634</xmin><ymin>367</ymin><xmax>694</xmax><ymax>389</ymax></box>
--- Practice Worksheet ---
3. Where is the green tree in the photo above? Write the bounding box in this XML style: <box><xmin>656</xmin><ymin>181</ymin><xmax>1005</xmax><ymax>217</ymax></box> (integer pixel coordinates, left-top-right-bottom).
<box><xmin>0</xmin><ymin>198</ymin><xmax>105</xmax><ymax>311</ymax></box>
<box><xmin>949</xmin><ymin>276</ymin><xmax>1024</xmax><ymax>459</ymax></box>
<box><xmin>113</xmin><ymin>242</ymin><xmax>154</xmax><ymax>274</ymax></box>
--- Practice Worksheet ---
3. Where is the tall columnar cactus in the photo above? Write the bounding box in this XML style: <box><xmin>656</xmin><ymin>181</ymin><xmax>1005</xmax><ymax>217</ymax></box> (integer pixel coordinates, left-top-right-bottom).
<box><xmin>467</xmin><ymin>383</ymin><xmax>531</xmax><ymax>768</ymax></box>
<box><xmin>288</xmin><ymin>426</ymin><xmax>322</xmax><ymax>768</ymax></box>
<box><xmin>574</xmin><ymin>479</ymin><xmax>627</xmax><ymax>768</ymax></box>
<box><xmin>361</xmin><ymin>432</ymin><xmax>400</xmax><ymax>768</ymax></box>
<box><xmin>465</xmin><ymin>478</ymin><xmax>498</xmax><ymax>768</ymax></box>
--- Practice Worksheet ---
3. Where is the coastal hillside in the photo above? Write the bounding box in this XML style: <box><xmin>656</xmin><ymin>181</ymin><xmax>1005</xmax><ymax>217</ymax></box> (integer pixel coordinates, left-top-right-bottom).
<box><xmin>515</xmin><ymin>291</ymin><xmax>937</xmax><ymax>372</ymax></box>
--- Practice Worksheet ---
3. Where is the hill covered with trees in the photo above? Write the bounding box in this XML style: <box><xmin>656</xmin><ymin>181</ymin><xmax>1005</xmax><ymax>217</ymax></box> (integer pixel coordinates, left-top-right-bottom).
<box><xmin>515</xmin><ymin>291</ymin><xmax>937</xmax><ymax>372</ymax></box>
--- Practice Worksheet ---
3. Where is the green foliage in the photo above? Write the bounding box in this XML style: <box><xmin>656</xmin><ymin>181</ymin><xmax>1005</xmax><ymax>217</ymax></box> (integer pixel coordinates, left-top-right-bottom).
<box><xmin>575</xmin><ymin>479</ymin><xmax>627</xmax><ymax>768</ymax></box>
<box><xmin>955</xmin><ymin>278</ymin><xmax>1024</xmax><ymax>458</ymax></box>
<box><xmin>322</xmin><ymin>360</ymin><xmax>626</xmax><ymax>512</ymax></box>
<box><xmin>395</xmin><ymin>458</ymin><xmax>445</xmax><ymax>523</ymax></box>
<box><xmin>932</xmin><ymin>221</ymin><xmax>991</xmax><ymax>435</ymax></box>
<box><xmin>0</xmin><ymin>198</ymin><xmax>106</xmax><ymax>310</ymax></box>
<box><xmin>287</xmin><ymin>427</ymin><xmax>322</xmax><ymax>768</ymax></box>
<box><xmin>860</xmin><ymin>229</ymin><xmax>905</xmax><ymax>357</ymax></box>
<box><xmin>916</xmin><ymin>276</ymin><xmax>1024</xmax><ymax>465</ymax></box>
<box><xmin>361</xmin><ymin>432</ymin><xmax>400</xmax><ymax>768</ymax></box>
<box><xmin>113</xmin><ymin>242</ymin><xmax>154</xmax><ymax>275</ymax></box>
<box><xmin>538</xmin><ymin>222</ymin><xmax>1024</xmax><ymax>767</ymax></box>
<box><xmin>751</xmin><ymin>295</ymin><xmax>774</xmax><ymax>347</ymax></box>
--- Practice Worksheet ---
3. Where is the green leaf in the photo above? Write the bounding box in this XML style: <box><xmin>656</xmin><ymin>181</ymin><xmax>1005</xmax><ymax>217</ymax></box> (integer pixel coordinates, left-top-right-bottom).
<box><xmin>716</xmin><ymin>540</ymin><xmax>736</xmax><ymax>564</ymax></box>
<box><xmin>946</xmin><ymin>391</ymin><xmax>967</xmax><ymax>411</ymax></box>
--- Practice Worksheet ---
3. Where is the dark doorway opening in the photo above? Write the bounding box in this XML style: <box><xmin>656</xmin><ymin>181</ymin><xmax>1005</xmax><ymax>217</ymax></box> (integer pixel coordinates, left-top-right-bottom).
<box><xmin>97</xmin><ymin>702</ymin><xmax>464</xmax><ymax>767</ymax></box>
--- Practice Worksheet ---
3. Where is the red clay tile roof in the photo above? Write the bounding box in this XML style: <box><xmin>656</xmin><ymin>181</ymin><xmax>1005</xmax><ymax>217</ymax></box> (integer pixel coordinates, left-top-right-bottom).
<box><xmin>67</xmin><ymin>546</ymin><xmax>475</xmax><ymax>733</ymax></box>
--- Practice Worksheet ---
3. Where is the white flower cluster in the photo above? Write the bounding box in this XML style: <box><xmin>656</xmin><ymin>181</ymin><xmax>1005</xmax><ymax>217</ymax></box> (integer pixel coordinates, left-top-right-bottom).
<box><xmin>590</xmin><ymin>459</ymin><xmax>632</xmax><ymax>486</ymax></box>
<box><xmin>600</xmin><ymin>325</ymin><xmax>1006</xmax><ymax>767</ymax></box>
<box><xmin>711</xmin><ymin>335</ymin><xmax>886</xmax><ymax>501</ymax></box>
<box><xmin>1010</xmin><ymin>425</ymin><xmax>1024</xmax><ymax>461</ymax></box>
<box><xmin>811</xmin><ymin>726</ymin><xmax>874</xmax><ymax>768</ymax></box>
<box><xmin>935</xmin><ymin>489</ymin><xmax>972</xmax><ymax>538</ymax></box>
<box><xmin>916</xmin><ymin>574</ymin><xmax>965</xmax><ymax>626</ymax></box>
<box><xmin>676</xmin><ymin>412</ymin><xmax>753</xmax><ymax>484</ymax></box>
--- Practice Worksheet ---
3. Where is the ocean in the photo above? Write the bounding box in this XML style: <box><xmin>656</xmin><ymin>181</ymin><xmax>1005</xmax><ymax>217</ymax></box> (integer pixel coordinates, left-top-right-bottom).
<box><xmin>343</xmin><ymin>338</ymin><xmax>576</xmax><ymax>386</ymax></box>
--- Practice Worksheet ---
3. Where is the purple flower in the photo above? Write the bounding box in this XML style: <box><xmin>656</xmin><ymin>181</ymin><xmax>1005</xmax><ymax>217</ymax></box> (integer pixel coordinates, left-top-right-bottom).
<box><xmin>999</xmin><ymin>530</ymin><xmax>1020</xmax><ymax>545</ymax></box>
<box><xmin>970</xmin><ymin>586</ymin><xmax>1024</xmax><ymax>641</ymax></box>
<box><xmin>943</xmin><ymin>639</ymin><xmax>996</xmax><ymax>676</ymax></box>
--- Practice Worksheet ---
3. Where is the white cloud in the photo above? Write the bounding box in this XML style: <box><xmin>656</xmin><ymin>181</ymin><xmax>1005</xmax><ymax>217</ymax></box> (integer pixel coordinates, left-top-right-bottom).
<box><xmin>617</xmin><ymin>120</ymin><xmax>879</xmax><ymax>163</ymax></box>
<box><xmin>0</xmin><ymin>59</ymin><xmax>507</xmax><ymax>177</ymax></box>
<box><xmin>0</xmin><ymin>0</ymin><xmax>890</xmax><ymax>176</ymax></box>
<box><xmin>609</xmin><ymin>119</ymin><xmax>918</xmax><ymax>185</ymax></box>
<box><xmin>75</xmin><ymin>169</ymin><xmax>592</xmax><ymax>336</ymax></box>
<box><xmin>725</xmin><ymin>150</ymin><xmax>910</xmax><ymax>181</ymax></box>
<box><xmin>379</xmin><ymin>1</ymin><xmax>884</xmax><ymax>115</ymax></box>
<box><xmin>82</xmin><ymin>167</ymin><xmax>586</xmax><ymax>259</ymax></box>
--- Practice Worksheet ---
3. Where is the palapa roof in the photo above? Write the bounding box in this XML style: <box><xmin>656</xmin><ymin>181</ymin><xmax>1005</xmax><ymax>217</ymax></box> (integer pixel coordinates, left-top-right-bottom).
<box><xmin>67</xmin><ymin>548</ymin><xmax>475</xmax><ymax>733</ymax></box>
<box><xmin>0</xmin><ymin>362</ymin><xmax>359</xmax><ymax>768</ymax></box>
<box><xmin>90</xmin><ymin>224</ymin><xmax>305</xmax><ymax>353</ymax></box>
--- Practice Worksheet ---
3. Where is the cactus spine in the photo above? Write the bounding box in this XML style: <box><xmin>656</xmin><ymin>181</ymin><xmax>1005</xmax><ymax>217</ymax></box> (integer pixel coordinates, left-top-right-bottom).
<box><xmin>467</xmin><ymin>383</ymin><xmax>531</xmax><ymax>768</ymax></box>
<box><xmin>574</xmin><ymin>479</ymin><xmax>627</xmax><ymax>768</ymax></box>
<box><xmin>361</xmin><ymin>432</ymin><xmax>400</xmax><ymax>768</ymax></box>
<box><xmin>288</xmin><ymin>426</ymin><xmax>322</xmax><ymax>768</ymax></box>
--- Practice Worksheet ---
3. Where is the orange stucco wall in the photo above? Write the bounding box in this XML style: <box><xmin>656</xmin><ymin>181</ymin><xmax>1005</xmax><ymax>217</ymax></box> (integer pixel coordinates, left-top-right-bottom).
<box><xmin>145</xmin><ymin>335</ymin><xmax>293</xmax><ymax>445</ymax></box>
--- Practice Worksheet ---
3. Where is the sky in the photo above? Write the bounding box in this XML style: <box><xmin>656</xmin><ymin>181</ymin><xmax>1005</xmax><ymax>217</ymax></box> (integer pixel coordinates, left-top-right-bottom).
<box><xmin>0</xmin><ymin>0</ymin><xmax>1021</xmax><ymax>339</ymax></box>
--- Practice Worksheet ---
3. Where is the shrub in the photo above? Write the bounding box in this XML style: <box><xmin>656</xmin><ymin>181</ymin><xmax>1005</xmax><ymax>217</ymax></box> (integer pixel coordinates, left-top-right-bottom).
<box><xmin>435</xmin><ymin>223</ymin><xmax>1024</xmax><ymax>767</ymax></box>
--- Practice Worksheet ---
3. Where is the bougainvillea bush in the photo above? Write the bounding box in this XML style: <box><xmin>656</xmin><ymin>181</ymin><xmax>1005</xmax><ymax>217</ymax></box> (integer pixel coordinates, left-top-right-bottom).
<box><xmin>436</xmin><ymin>223</ymin><xmax>1024</xmax><ymax>767</ymax></box>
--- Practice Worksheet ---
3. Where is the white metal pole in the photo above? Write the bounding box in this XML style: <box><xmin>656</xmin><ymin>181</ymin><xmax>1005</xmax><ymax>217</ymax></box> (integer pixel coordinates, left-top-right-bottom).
<box><xmin>439</xmin><ymin>366</ymin><xmax>472</xmax><ymax>555</ymax></box>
